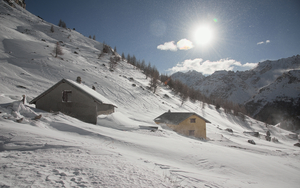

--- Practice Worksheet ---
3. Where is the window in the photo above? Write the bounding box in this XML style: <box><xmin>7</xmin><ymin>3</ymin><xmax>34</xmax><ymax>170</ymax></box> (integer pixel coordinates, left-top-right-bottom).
<box><xmin>189</xmin><ymin>130</ymin><xmax>195</xmax><ymax>136</ymax></box>
<box><xmin>190</xmin><ymin>118</ymin><xmax>196</xmax><ymax>123</ymax></box>
<box><xmin>62</xmin><ymin>90</ymin><xmax>72</xmax><ymax>102</ymax></box>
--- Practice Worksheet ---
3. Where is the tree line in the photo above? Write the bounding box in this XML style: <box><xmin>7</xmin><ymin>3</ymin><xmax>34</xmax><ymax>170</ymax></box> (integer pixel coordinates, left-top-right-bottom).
<box><xmin>123</xmin><ymin>53</ymin><xmax>159</xmax><ymax>92</ymax></box>
<box><xmin>160</xmin><ymin>74</ymin><xmax>247</xmax><ymax>119</ymax></box>
<box><xmin>123</xmin><ymin>53</ymin><xmax>247</xmax><ymax>119</ymax></box>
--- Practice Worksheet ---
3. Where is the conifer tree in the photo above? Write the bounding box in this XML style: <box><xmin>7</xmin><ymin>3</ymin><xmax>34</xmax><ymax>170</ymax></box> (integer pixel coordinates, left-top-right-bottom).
<box><xmin>141</xmin><ymin>60</ymin><xmax>146</xmax><ymax>70</ymax></box>
<box><xmin>149</xmin><ymin>71</ymin><xmax>159</xmax><ymax>93</ymax></box>
<box><xmin>102</xmin><ymin>44</ymin><xmax>110</xmax><ymax>53</ymax></box>
<box><xmin>99</xmin><ymin>45</ymin><xmax>108</xmax><ymax>58</ymax></box>
<box><xmin>58</xmin><ymin>19</ymin><xmax>66</xmax><ymax>28</ymax></box>
<box><xmin>145</xmin><ymin>62</ymin><xmax>152</xmax><ymax>79</ymax></box>
<box><xmin>58</xmin><ymin>19</ymin><xmax>62</xmax><ymax>27</ymax></box>
<box><xmin>136</xmin><ymin>60</ymin><xmax>141</xmax><ymax>69</ymax></box>
<box><xmin>131</xmin><ymin>55</ymin><xmax>136</xmax><ymax>66</ymax></box>
<box><xmin>127</xmin><ymin>54</ymin><xmax>131</xmax><ymax>64</ymax></box>
<box><xmin>62</xmin><ymin>21</ymin><xmax>66</xmax><ymax>28</ymax></box>
<box><xmin>180</xmin><ymin>84</ymin><xmax>189</xmax><ymax>106</ymax></box>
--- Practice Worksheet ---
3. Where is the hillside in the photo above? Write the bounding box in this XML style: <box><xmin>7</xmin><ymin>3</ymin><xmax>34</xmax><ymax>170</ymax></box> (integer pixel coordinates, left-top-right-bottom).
<box><xmin>1</xmin><ymin>1</ymin><xmax>300</xmax><ymax>187</ymax></box>
<box><xmin>171</xmin><ymin>56</ymin><xmax>300</xmax><ymax>128</ymax></box>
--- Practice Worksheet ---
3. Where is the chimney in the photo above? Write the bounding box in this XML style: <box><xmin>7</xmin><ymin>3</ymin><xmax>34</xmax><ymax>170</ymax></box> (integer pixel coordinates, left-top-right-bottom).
<box><xmin>168</xmin><ymin>110</ymin><xmax>171</xmax><ymax>113</ymax></box>
<box><xmin>76</xmin><ymin>76</ymin><xmax>82</xmax><ymax>83</ymax></box>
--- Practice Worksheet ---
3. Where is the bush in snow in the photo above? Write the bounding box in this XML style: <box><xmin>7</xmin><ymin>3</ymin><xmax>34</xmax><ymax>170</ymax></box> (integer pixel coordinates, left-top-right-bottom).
<box><xmin>53</xmin><ymin>42</ymin><xmax>63</xmax><ymax>58</ymax></box>
<box><xmin>109</xmin><ymin>55</ymin><xmax>120</xmax><ymax>70</ymax></box>
<box><xmin>102</xmin><ymin>44</ymin><xmax>111</xmax><ymax>53</ymax></box>
<box><xmin>50</xmin><ymin>25</ymin><xmax>54</xmax><ymax>33</ymax></box>
<box><xmin>99</xmin><ymin>44</ymin><xmax>112</xmax><ymax>58</ymax></box>
<box><xmin>265</xmin><ymin>130</ymin><xmax>271</xmax><ymax>141</ymax></box>
<box><xmin>272</xmin><ymin>137</ymin><xmax>279</xmax><ymax>143</ymax></box>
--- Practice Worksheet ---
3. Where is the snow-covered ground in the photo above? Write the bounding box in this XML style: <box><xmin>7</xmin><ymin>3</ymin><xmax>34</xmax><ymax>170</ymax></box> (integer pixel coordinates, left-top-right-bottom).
<box><xmin>1</xmin><ymin>1</ymin><xmax>300</xmax><ymax>187</ymax></box>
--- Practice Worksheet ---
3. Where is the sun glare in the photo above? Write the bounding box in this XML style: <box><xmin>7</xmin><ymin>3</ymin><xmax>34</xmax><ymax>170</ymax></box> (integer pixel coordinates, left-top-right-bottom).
<box><xmin>194</xmin><ymin>25</ymin><xmax>214</xmax><ymax>46</ymax></box>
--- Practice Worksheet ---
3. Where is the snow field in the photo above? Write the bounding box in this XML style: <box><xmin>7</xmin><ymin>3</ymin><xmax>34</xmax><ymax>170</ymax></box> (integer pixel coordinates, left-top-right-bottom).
<box><xmin>1</xmin><ymin>1</ymin><xmax>300</xmax><ymax>187</ymax></box>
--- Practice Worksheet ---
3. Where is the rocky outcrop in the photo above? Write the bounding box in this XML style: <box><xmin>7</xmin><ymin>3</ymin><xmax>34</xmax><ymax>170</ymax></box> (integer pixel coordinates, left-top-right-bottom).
<box><xmin>4</xmin><ymin>0</ymin><xmax>26</xmax><ymax>9</ymax></box>
<box><xmin>16</xmin><ymin>0</ymin><xmax>26</xmax><ymax>9</ymax></box>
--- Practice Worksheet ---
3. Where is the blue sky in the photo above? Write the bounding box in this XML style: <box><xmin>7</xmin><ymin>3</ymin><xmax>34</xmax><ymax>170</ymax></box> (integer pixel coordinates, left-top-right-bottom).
<box><xmin>26</xmin><ymin>0</ymin><xmax>300</xmax><ymax>75</ymax></box>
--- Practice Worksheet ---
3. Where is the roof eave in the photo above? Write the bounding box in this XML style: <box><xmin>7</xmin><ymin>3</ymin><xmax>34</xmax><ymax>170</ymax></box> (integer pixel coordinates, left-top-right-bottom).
<box><xmin>30</xmin><ymin>79</ymin><xmax>117</xmax><ymax>108</ymax></box>
<box><xmin>29</xmin><ymin>79</ymin><xmax>66</xmax><ymax>104</ymax></box>
<box><xmin>65</xmin><ymin>79</ymin><xmax>117</xmax><ymax>107</ymax></box>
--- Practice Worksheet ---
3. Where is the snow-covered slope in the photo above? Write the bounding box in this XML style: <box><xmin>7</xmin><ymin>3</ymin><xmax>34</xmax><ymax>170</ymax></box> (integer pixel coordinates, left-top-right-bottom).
<box><xmin>172</xmin><ymin>56</ymin><xmax>300</xmax><ymax>104</ymax></box>
<box><xmin>171</xmin><ymin>56</ymin><xmax>300</xmax><ymax>127</ymax></box>
<box><xmin>1</xmin><ymin>1</ymin><xmax>300</xmax><ymax>187</ymax></box>
<box><xmin>245</xmin><ymin>69</ymin><xmax>300</xmax><ymax>128</ymax></box>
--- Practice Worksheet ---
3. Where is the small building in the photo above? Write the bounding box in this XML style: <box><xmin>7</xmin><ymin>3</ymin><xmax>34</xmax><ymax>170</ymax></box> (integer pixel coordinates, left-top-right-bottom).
<box><xmin>29</xmin><ymin>78</ymin><xmax>116</xmax><ymax>124</ymax></box>
<box><xmin>154</xmin><ymin>111</ymin><xmax>210</xmax><ymax>139</ymax></box>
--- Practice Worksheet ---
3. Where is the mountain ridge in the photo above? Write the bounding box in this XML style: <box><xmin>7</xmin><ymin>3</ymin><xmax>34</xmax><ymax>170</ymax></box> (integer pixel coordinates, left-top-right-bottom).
<box><xmin>171</xmin><ymin>55</ymin><xmax>300</xmax><ymax>129</ymax></box>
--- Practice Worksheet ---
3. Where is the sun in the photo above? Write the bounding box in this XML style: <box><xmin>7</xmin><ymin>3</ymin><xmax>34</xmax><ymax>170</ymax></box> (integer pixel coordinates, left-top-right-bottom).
<box><xmin>194</xmin><ymin>25</ymin><xmax>214</xmax><ymax>46</ymax></box>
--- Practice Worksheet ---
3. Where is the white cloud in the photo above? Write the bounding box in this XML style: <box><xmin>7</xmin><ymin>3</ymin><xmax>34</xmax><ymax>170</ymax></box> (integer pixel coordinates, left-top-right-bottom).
<box><xmin>167</xmin><ymin>58</ymin><xmax>258</xmax><ymax>75</ymax></box>
<box><xmin>257</xmin><ymin>40</ymin><xmax>270</xmax><ymax>45</ymax></box>
<box><xmin>242</xmin><ymin>62</ymin><xmax>258</xmax><ymax>69</ymax></box>
<box><xmin>157</xmin><ymin>39</ymin><xmax>194</xmax><ymax>51</ymax></box>
<box><xmin>257</xmin><ymin>41</ymin><xmax>264</xmax><ymax>45</ymax></box>
<box><xmin>167</xmin><ymin>58</ymin><xmax>203</xmax><ymax>73</ymax></box>
<box><xmin>176</xmin><ymin>39</ymin><xmax>194</xmax><ymax>50</ymax></box>
<box><xmin>157</xmin><ymin>41</ymin><xmax>177</xmax><ymax>51</ymax></box>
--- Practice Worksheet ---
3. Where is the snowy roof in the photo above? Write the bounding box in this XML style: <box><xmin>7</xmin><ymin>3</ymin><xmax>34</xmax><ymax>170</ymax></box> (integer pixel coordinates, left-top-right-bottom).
<box><xmin>30</xmin><ymin>79</ymin><xmax>117</xmax><ymax>107</ymax></box>
<box><xmin>154</xmin><ymin>112</ymin><xmax>210</xmax><ymax>125</ymax></box>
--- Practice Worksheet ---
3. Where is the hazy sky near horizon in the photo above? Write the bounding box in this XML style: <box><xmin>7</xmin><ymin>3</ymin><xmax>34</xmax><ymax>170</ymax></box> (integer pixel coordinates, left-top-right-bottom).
<box><xmin>27</xmin><ymin>0</ymin><xmax>300</xmax><ymax>75</ymax></box>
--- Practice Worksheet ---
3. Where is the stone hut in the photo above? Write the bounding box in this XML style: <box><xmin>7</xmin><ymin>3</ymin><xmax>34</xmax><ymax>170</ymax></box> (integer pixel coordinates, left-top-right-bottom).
<box><xmin>154</xmin><ymin>111</ymin><xmax>210</xmax><ymax>139</ymax></box>
<box><xmin>29</xmin><ymin>78</ymin><xmax>116</xmax><ymax>124</ymax></box>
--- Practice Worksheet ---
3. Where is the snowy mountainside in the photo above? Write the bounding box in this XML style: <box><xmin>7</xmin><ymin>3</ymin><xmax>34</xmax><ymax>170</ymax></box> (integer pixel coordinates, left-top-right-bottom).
<box><xmin>168</xmin><ymin>70</ymin><xmax>205</xmax><ymax>87</ymax></box>
<box><xmin>246</xmin><ymin>70</ymin><xmax>300</xmax><ymax>127</ymax></box>
<box><xmin>172</xmin><ymin>56</ymin><xmax>300</xmax><ymax>104</ymax></box>
<box><xmin>171</xmin><ymin>55</ymin><xmax>300</xmax><ymax>127</ymax></box>
<box><xmin>1</xmin><ymin>1</ymin><xmax>300</xmax><ymax>187</ymax></box>
<box><xmin>248</xmin><ymin>70</ymin><xmax>300</xmax><ymax>106</ymax></box>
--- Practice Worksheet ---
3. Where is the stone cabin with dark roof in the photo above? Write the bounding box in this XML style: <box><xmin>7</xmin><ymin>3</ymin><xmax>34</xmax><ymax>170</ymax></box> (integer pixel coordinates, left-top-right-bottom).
<box><xmin>30</xmin><ymin>77</ymin><xmax>116</xmax><ymax>124</ymax></box>
<box><xmin>154</xmin><ymin>111</ymin><xmax>210</xmax><ymax>139</ymax></box>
